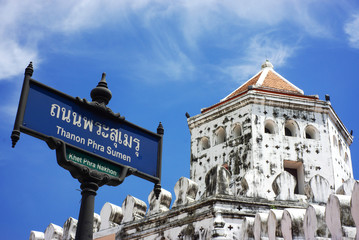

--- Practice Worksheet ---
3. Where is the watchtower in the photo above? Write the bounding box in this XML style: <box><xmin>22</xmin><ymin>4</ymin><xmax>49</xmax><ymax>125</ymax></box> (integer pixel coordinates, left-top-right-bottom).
<box><xmin>187</xmin><ymin>60</ymin><xmax>353</xmax><ymax>199</ymax></box>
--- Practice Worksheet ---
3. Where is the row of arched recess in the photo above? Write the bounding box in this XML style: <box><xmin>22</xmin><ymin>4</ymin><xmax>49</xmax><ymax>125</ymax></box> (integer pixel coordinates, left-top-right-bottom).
<box><xmin>199</xmin><ymin>120</ymin><xmax>321</xmax><ymax>151</ymax></box>
<box><xmin>199</xmin><ymin>124</ymin><xmax>242</xmax><ymax>151</ymax></box>
<box><xmin>333</xmin><ymin>135</ymin><xmax>349</xmax><ymax>163</ymax></box>
<box><xmin>264</xmin><ymin>119</ymin><xmax>319</xmax><ymax>140</ymax></box>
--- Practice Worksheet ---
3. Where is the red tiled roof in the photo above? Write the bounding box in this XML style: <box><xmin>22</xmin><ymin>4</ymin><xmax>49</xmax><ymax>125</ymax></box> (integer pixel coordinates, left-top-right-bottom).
<box><xmin>222</xmin><ymin>62</ymin><xmax>303</xmax><ymax>101</ymax></box>
<box><xmin>201</xmin><ymin>60</ymin><xmax>312</xmax><ymax>113</ymax></box>
<box><xmin>225</xmin><ymin>72</ymin><xmax>261</xmax><ymax>100</ymax></box>
<box><xmin>261</xmin><ymin>71</ymin><xmax>299</xmax><ymax>92</ymax></box>
<box><xmin>200</xmin><ymin>61</ymin><xmax>311</xmax><ymax>113</ymax></box>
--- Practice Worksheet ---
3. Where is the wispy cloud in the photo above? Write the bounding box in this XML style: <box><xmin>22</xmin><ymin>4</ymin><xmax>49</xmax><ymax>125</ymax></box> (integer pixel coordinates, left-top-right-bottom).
<box><xmin>0</xmin><ymin>41</ymin><xmax>38</xmax><ymax>80</ymax></box>
<box><xmin>0</xmin><ymin>0</ymin><xmax>354</xmax><ymax>83</ymax></box>
<box><xmin>0</xmin><ymin>0</ymin><xmax>41</xmax><ymax>80</ymax></box>
<box><xmin>344</xmin><ymin>13</ymin><xmax>359</xmax><ymax>49</ymax></box>
<box><xmin>222</xmin><ymin>33</ymin><xmax>298</xmax><ymax>83</ymax></box>
<box><xmin>133</xmin><ymin>35</ymin><xmax>196</xmax><ymax>82</ymax></box>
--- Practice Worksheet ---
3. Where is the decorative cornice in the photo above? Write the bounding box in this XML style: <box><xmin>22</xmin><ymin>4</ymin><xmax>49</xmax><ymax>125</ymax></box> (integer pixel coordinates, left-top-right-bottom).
<box><xmin>75</xmin><ymin>97</ymin><xmax>125</xmax><ymax>120</ymax></box>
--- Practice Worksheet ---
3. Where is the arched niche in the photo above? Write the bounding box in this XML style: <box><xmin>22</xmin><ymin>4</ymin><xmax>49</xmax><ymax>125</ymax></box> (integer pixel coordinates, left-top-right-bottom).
<box><xmin>199</xmin><ymin>136</ymin><xmax>210</xmax><ymax>151</ymax></box>
<box><xmin>344</xmin><ymin>152</ymin><xmax>349</xmax><ymax>163</ymax></box>
<box><xmin>284</xmin><ymin>120</ymin><xmax>299</xmax><ymax>137</ymax></box>
<box><xmin>333</xmin><ymin>135</ymin><xmax>338</xmax><ymax>147</ymax></box>
<box><xmin>305</xmin><ymin>125</ymin><xmax>319</xmax><ymax>140</ymax></box>
<box><xmin>264</xmin><ymin>119</ymin><xmax>277</xmax><ymax>134</ymax></box>
<box><xmin>338</xmin><ymin>141</ymin><xmax>343</xmax><ymax>156</ymax></box>
<box><xmin>232</xmin><ymin>124</ymin><xmax>242</xmax><ymax>138</ymax></box>
<box><xmin>214</xmin><ymin>127</ymin><xmax>226</xmax><ymax>145</ymax></box>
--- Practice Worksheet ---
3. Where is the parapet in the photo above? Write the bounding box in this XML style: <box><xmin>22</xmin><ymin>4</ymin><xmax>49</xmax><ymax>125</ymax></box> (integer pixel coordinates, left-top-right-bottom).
<box><xmin>30</xmin><ymin>166</ymin><xmax>359</xmax><ymax>239</ymax></box>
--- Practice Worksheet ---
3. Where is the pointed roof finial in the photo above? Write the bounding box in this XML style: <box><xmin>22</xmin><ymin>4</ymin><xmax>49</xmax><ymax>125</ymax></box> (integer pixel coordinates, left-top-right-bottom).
<box><xmin>261</xmin><ymin>59</ymin><xmax>273</xmax><ymax>69</ymax></box>
<box><xmin>90</xmin><ymin>72</ymin><xmax>112</xmax><ymax>105</ymax></box>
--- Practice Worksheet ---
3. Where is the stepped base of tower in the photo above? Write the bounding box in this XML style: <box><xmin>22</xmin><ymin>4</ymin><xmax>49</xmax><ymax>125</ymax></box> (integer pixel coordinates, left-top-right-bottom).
<box><xmin>31</xmin><ymin>172</ymin><xmax>359</xmax><ymax>240</ymax></box>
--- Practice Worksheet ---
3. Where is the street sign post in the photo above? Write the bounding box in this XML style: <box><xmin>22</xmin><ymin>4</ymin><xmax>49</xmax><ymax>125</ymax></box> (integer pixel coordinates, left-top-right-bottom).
<box><xmin>11</xmin><ymin>62</ymin><xmax>163</xmax><ymax>240</ymax></box>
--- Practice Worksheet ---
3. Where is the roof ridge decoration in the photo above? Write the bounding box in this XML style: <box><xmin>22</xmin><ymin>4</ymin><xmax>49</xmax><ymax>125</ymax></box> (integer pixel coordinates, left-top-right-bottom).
<box><xmin>221</xmin><ymin>60</ymin><xmax>304</xmax><ymax>102</ymax></box>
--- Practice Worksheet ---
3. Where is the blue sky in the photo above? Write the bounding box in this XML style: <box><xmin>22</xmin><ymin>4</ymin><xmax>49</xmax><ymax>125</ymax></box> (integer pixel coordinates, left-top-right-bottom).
<box><xmin>1</xmin><ymin>0</ymin><xmax>359</xmax><ymax>238</ymax></box>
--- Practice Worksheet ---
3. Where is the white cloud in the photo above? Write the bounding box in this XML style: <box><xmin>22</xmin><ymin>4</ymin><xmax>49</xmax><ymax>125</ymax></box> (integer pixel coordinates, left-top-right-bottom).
<box><xmin>132</xmin><ymin>32</ymin><xmax>195</xmax><ymax>82</ymax></box>
<box><xmin>35</xmin><ymin>0</ymin><xmax>337</xmax><ymax>47</ymax></box>
<box><xmin>59</xmin><ymin>1</ymin><xmax>120</xmax><ymax>33</ymax></box>
<box><xmin>0</xmin><ymin>0</ymin><xmax>351</xmax><ymax>82</ymax></box>
<box><xmin>223</xmin><ymin>33</ymin><xmax>297</xmax><ymax>83</ymax></box>
<box><xmin>179</xmin><ymin>0</ymin><xmax>332</xmax><ymax>43</ymax></box>
<box><xmin>0</xmin><ymin>0</ymin><xmax>47</xmax><ymax>80</ymax></box>
<box><xmin>0</xmin><ymin>40</ymin><xmax>38</xmax><ymax>80</ymax></box>
<box><xmin>344</xmin><ymin>14</ymin><xmax>359</xmax><ymax>49</ymax></box>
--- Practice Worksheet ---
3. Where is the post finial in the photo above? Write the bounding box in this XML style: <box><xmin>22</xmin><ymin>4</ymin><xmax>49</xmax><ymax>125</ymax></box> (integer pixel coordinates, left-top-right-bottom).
<box><xmin>90</xmin><ymin>72</ymin><xmax>112</xmax><ymax>105</ymax></box>
<box><xmin>157</xmin><ymin>122</ymin><xmax>164</xmax><ymax>135</ymax></box>
<box><xmin>100</xmin><ymin>73</ymin><xmax>107</xmax><ymax>85</ymax></box>
<box><xmin>25</xmin><ymin>62</ymin><xmax>34</xmax><ymax>76</ymax></box>
<box><xmin>154</xmin><ymin>183</ymin><xmax>161</xmax><ymax>200</ymax></box>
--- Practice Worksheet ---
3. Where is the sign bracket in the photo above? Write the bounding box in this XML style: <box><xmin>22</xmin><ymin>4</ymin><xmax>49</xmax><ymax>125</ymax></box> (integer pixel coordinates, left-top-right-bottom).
<box><xmin>46</xmin><ymin>137</ymin><xmax>130</xmax><ymax>186</ymax></box>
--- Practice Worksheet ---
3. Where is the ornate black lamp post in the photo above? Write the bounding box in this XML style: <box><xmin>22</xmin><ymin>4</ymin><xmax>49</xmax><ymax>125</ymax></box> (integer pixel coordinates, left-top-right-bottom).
<box><xmin>75</xmin><ymin>74</ymin><xmax>111</xmax><ymax>240</ymax></box>
<box><xmin>74</xmin><ymin>74</ymin><xmax>162</xmax><ymax>240</ymax></box>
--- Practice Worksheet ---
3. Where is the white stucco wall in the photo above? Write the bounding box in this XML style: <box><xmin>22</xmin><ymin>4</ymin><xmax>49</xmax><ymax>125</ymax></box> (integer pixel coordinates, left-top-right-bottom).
<box><xmin>188</xmin><ymin>90</ymin><xmax>353</xmax><ymax>199</ymax></box>
<box><xmin>327</xmin><ymin>116</ymin><xmax>353</xmax><ymax>190</ymax></box>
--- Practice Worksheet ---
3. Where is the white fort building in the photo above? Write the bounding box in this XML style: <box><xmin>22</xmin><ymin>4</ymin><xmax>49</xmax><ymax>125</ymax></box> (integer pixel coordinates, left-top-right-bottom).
<box><xmin>30</xmin><ymin>61</ymin><xmax>359</xmax><ymax>240</ymax></box>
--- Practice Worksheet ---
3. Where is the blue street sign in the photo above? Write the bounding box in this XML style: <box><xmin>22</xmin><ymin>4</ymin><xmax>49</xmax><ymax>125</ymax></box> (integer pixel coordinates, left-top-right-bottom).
<box><xmin>12</xmin><ymin>64</ymin><xmax>163</xmax><ymax>240</ymax></box>
<box><xmin>21</xmin><ymin>79</ymin><xmax>162</xmax><ymax>180</ymax></box>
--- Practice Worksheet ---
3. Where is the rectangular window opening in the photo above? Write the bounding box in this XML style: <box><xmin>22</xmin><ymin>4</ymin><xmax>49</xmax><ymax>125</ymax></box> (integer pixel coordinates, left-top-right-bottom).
<box><xmin>283</xmin><ymin>160</ymin><xmax>304</xmax><ymax>195</ymax></box>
